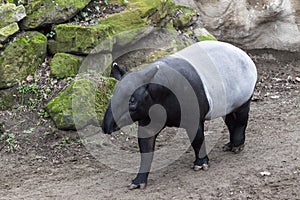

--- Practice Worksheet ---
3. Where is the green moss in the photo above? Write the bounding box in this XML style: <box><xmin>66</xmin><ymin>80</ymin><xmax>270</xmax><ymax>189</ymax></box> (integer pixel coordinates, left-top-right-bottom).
<box><xmin>109</xmin><ymin>0</ymin><xmax>127</xmax><ymax>4</ymax></box>
<box><xmin>46</xmin><ymin>80</ymin><xmax>80</xmax><ymax>130</ymax></box>
<box><xmin>50</xmin><ymin>53</ymin><xmax>81</xmax><ymax>79</ymax></box>
<box><xmin>0</xmin><ymin>22</ymin><xmax>19</xmax><ymax>42</ymax></box>
<box><xmin>95</xmin><ymin>77</ymin><xmax>117</xmax><ymax>122</ymax></box>
<box><xmin>195</xmin><ymin>28</ymin><xmax>217</xmax><ymax>41</ymax></box>
<box><xmin>127</xmin><ymin>0</ymin><xmax>178</xmax><ymax>27</ymax></box>
<box><xmin>46</xmin><ymin>77</ymin><xmax>117</xmax><ymax>130</ymax></box>
<box><xmin>0</xmin><ymin>31</ymin><xmax>47</xmax><ymax>89</ymax></box>
<box><xmin>99</xmin><ymin>10</ymin><xmax>146</xmax><ymax>34</ymax></box>
<box><xmin>49</xmin><ymin>0</ymin><xmax>201</xmax><ymax>55</ymax></box>
<box><xmin>129</xmin><ymin>0</ymin><xmax>175</xmax><ymax>18</ymax></box>
<box><xmin>21</xmin><ymin>1</ymin><xmax>47</xmax><ymax>29</ymax></box>
<box><xmin>50</xmin><ymin>8</ymin><xmax>149</xmax><ymax>55</ymax></box>
<box><xmin>145</xmin><ymin>49</ymin><xmax>172</xmax><ymax>64</ymax></box>
<box><xmin>0</xmin><ymin>3</ymin><xmax>26</xmax><ymax>28</ymax></box>
<box><xmin>56</xmin><ymin>0</ymin><xmax>91</xmax><ymax>9</ymax></box>
<box><xmin>6</xmin><ymin>0</ymin><xmax>29</xmax><ymax>5</ymax></box>
<box><xmin>173</xmin><ymin>6</ymin><xmax>196</xmax><ymax>29</ymax></box>
<box><xmin>21</xmin><ymin>0</ymin><xmax>91</xmax><ymax>29</ymax></box>
<box><xmin>49</xmin><ymin>24</ymin><xmax>114</xmax><ymax>55</ymax></box>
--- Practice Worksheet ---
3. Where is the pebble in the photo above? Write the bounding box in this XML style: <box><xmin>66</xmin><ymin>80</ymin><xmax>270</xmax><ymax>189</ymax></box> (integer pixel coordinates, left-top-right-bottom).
<box><xmin>26</xmin><ymin>75</ymin><xmax>34</xmax><ymax>83</ymax></box>
<box><xmin>260</xmin><ymin>171</ymin><xmax>271</xmax><ymax>176</ymax></box>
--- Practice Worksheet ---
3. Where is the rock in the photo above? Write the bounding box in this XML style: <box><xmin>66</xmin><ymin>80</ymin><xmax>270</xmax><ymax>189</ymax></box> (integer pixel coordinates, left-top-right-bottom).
<box><xmin>0</xmin><ymin>3</ymin><xmax>26</xmax><ymax>28</ymax></box>
<box><xmin>21</xmin><ymin>0</ymin><xmax>92</xmax><ymax>29</ymax></box>
<box><xmin>173</xmin><ymin>0</ymin><xmax>197</xmax><ymax>8</ymax></box>
<box><xmin>45</xmin><ymin>77</ymin><xmax>117</xmax><ymax>130</ymax></box>
<box><xmin>49</xmin><ymin>0</ymin><xmax>199</xmax><ymax>55</ymax></box>
<box><xmin>79</xmin><ymin>53</ymin><xmax>113</xmax><ymax>77</ymax></box>
<box><xmin>194</xmin><ymin>27</ymin><xmax>217</xmax><ymax>41</ymax></box>
<box><xmin>259</xmin><ymin>171</ymin><xmax>271</xmax><ymax>176</ymax></box>
<box><xmin>193</xmin><ymin>0</ymin><xmax>300</xmax><ymax>52</ymax></box>
<box><xmin>0</xmin><ymin>31</ymin><xmax>47</xmax><ymax>89</ymax></box>
<box><xmin>50</xmin><ymin>53</ymin><xmax>81</xmax><ymax>79</ymax></box>
<box><xmin>48</xmin><ymin>24</ymin><xmax>115</xmax><ymax>55</ymax></box>
<box><xmin>173</xmin><ymin>6</ymin><xmax>197</xmax><ymax>29</ymax></box>
<box><xmin>49</xmin><ymin>8</ymin><xmax>148</xmax><ymax>55</ymax></box>
<box><xmin>0</xmin><ymin>22</ymin><xmax>19</xmax><ymax>42</ymax></box>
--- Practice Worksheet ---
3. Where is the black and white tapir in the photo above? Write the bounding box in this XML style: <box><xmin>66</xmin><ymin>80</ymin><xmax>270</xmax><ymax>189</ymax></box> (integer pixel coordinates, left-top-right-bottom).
<box><xmin>102</xmin><ymin>41</ymin><xmax>257</xmax><ymax>189</ymax></box>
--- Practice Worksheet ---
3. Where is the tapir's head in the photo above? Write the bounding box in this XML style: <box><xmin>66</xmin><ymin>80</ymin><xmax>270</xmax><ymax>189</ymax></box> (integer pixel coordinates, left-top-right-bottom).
<box><xmin>102</xmin><ymin>63</ymin><xmax>159</xmax><ymax>134</ymax></box>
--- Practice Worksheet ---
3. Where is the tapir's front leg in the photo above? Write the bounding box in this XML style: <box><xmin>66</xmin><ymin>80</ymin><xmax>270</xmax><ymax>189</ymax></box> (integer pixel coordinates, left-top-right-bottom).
<box><xmin>187</xmin><ymin>122</ymin><xmax>209</xmax><ymax>171</ymax></box>
<box><xmin>129</xmin><ymin>126</ymin><xmax>158</xmax><ymax>190</ymax></box>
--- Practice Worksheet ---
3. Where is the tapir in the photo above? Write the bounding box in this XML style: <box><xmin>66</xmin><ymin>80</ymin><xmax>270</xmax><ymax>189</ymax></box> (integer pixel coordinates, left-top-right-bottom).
<box><xmin>102</xmin><ymin>41</ymin><xmax>257</xmax><ymax>189</ymax></box>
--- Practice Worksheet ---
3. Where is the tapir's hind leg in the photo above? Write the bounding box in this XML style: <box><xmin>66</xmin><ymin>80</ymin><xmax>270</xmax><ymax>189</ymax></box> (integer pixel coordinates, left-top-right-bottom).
<box><xmin>223</xmin><ymin>99</ymin><xmax>251</xmax><ymax>153</ymax></box>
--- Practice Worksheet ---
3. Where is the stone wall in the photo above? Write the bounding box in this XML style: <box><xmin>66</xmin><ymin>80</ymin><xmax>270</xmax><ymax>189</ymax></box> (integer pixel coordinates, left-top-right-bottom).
<box><xmin>0</xmin><ymin>0</ymin><xmax>214</xmax><ymax>130</ymax></box>
<box><xmin>175</xmin><ymin>0</ymin><xmax>300</xmax><ymax>52</ymax></box>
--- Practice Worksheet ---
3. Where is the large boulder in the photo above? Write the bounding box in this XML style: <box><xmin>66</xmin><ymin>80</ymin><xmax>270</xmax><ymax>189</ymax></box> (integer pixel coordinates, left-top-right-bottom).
<box><xmin>45</xmin><ymin>77</ymin><xmax>117</xmax><ymax>130</ymax></box>
<box><xmin>49</xmin><ymin>0</ymin><xmax>197</xmax><ymax>55</ymax></box>
<box><xmin>48</xmin><ymin>23</ymin><xmax>115</xmax><ymax>55</ymax></box>
<box><xmin>0</xmin><ymin>3</ymin><xmax>26</xmax><ymax>28</ymax></box>
<box><xmin>20</xmin><ymin>0</ymin><xmax>92</xmax><ymax>29</ymax></box>
<box><xmin>0</xmin><ymin>31</ymin><xmax>47</xmax><ymax>89</ymax></box>
<box><xmin>189</xmin><ymin>0</ymin><xmax>300</xmax><ymax>52</ymax></box>
<box><xmin>0</xmin><ymin>3</ymin><xmax>26</xmax><ymax>43</ymax></box>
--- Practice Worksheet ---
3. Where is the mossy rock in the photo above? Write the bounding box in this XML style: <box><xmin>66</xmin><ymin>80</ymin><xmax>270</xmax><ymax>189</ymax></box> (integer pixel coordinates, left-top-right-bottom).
<box><xmin>0</xmin><ymin>22</ymin><xmax>19</xmax><ymax>43</ymax></box>
<box><xmin>49</xmin><ymin>0</ymin><xmax>196</xmax><ymax>55</ymax></box>
<box><xmin>49</xmin><ymin>9</ymin><xmax>147</xmax><ymax>55</ymax></box>
<box><xmin>6</xmin><ymin>0</ymin><xmax>29</xmax><ymax>5</ymax></box>
<box><xmin>50</xmin><ymin>53</ymin><xmax>81</xmax><ymax>79</ymax></box>
<box><xmin>48</xmin><ymin>24</ymin><xmax>114</xmax><ymax>55</ymax></box>
<box><xmin>195</xmin><ymin>28</ymin><xmax>217</xmax><ymax>41</ymax></box>
<box><xmin>79</xmin><ymin>53</ymin><xmax>113</xmax><ymax>77</ymax></box>
<box><xmin>0</xmin><ymin>31</ymin><xmax>47</xmax><ymax>89</ymax></box>
<box><xmin>173</xmin><ymin>6</ymin><xmax>197</xmax><ymax>29</ymax></box>
<box><xmin>0</xmin><ymin>3</ymin><xmax>26</xmax><ymax>28</ymax></box>
<box><xmin>20</xmin><ymin>0</ymin><xmax>91</xmax><ymax>29</ymax></box>
<box><xmin>46</xmin><ymin>77</ymin><xmax>117</xmax><ymax>130</ymax></box>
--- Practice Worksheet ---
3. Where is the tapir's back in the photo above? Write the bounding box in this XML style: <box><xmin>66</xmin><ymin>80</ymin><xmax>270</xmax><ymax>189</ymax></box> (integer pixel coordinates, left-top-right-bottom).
<box><xmin>171</xmin><ymin>41</ymin><xmax>257</xmax><ymax>119</ymax></box>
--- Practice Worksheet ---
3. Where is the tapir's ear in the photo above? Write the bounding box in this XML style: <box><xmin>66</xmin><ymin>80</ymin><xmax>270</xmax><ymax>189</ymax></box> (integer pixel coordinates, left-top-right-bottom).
<box><xmin>111</xmin><ymin>62</ymin><xmax>127</xmax><ymax>80</ymax></box>
<box><xmin>142</xmin><ymin>65</ymin><xmax>159</xmax><ymax>83</ymax></box>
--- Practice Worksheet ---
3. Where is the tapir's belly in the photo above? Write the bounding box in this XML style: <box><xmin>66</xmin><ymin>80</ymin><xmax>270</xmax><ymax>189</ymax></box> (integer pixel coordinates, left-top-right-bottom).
<box><xmin>172</xmin><ymin>41</ymin><xmax>257</xmax><ymax>120</ymax></box>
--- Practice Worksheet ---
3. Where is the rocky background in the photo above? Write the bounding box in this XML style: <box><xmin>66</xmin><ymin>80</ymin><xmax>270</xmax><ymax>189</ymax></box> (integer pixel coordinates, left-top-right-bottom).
<box><xmin>177</xmin><ymin>0</ymin><xmax>300</xmax><ymax>52</ymax></box>
<box><xmin>0</xmin><ymin>0</ymin><xmax>217</xmax><ymax>130</ymax></box>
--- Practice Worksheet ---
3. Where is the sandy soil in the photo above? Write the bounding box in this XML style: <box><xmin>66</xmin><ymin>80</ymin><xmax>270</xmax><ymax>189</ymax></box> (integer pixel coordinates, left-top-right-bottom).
<box><xmin>0</xmin><ymin>50</ymin><xmax>299</xmax><ymax>199</ymax></box>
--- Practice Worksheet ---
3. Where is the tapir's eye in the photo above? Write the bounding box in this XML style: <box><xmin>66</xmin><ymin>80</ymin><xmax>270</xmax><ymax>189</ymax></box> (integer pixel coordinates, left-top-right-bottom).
<box><xmin>129</xmin><ymin>97</ymin><xmax>137</xmax><ymax>111</ymax></box>
<box><xmin>129</xmin><ymin>97</ymin><xmax>136</xmax><ymax>104</ymax></box>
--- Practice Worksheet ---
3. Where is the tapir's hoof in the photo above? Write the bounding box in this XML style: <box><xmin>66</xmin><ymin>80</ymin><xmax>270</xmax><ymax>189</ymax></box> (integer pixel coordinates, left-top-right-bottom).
<box><xmin>129</xmin><ymin>183</ymin><xmax>147</xmax><ymax>190</ymax></box>
<box><xmin>193</xmin><ymin>164</ymin><xmax>209</xmax><ymax>171</ymax></box>
<box><xmin>222</xmin><ymin>143</ymin><xmax>244</xmax><ymax>154</ymax></box>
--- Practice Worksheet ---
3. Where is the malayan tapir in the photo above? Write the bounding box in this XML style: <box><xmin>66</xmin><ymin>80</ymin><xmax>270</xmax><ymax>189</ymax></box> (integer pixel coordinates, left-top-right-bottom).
<box><xmin>102</xmin><ymin>41</ymin><xmax>257</xmax><ymax>189</ymax></box>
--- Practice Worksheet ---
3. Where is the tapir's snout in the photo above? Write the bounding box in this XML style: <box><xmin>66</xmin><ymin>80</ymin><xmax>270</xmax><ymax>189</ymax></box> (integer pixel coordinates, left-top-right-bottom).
<box><xmin>101</xmin><ymin>104</ymin><xmax>120</xmax><ymax>134</ymax></box>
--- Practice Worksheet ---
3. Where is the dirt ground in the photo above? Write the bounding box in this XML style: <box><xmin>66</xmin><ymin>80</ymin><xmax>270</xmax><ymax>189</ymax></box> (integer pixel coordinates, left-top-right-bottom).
<box><xmin>0</xmin><ymin>50</ymin><xmax>299</xmax><ymax>200</ymax></box>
